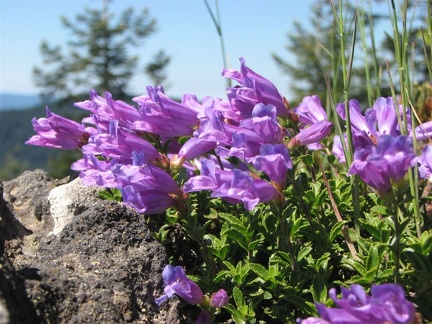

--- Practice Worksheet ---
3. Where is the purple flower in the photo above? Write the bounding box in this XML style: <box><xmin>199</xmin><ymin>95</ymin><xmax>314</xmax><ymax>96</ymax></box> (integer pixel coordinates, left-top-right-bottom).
<box><xmin>414</xmin><ymin>121</ymin><xmax>432</xmax><ymax>141</ymax></box>
<box><xmin>132</xmin><ymin>86</ymin><xmax>199</xmax><ymax>137</ymax></box>
<box><xmin>336</xmin><ymin>99</ymin><xmax>378</xmax><ymax>146</ymax></box>
<box><xmin>111</xmin><ymin>152</ymin><xmax>184</xmax><ymax>214</ymax></box>
<box><xmin>120</xmin><ymin>186</ymin><xmax>178</xmax><ymax>215</ymax></box>
<box><xmin>71</xmin><ymin>154</ymin><xmax>117</xmax><ymax>188</ymax></box>
<box><xmin>418</xmin><ymin>144</ymin><xmax>432</xmax><ymax>180</ymax></box>
<box><xmin>294</xmin><ymin>95</ymin><xmax>328</xmax><ymax>126</ymax></box>
<box><xmin>210</xmin><ymin>289</ymin><xmax>229</xmax><ymax>308</ymax></box>
<box><xmin>366</xmin><ymin>97</ymin><xmax>398</xmax><ymax>136</ymax></box>
<box><xmin>74</xmin><ymin>90</ymin><xmax>141</xmax><ymax>127</ymax></box>
<box><xmin>155</xmin><ymin>265</ymin><xmax>204</xmax><ymax>306</ymax></box>
<box><xmin>251</xmin><ymin>144</ymin><xmax>292</xmax><ymax>190</ymax></box>
<box><xmin>172</xmin><ymin>97</ymin><xmax>232</xmax><ymax>165</ymax></box>
<box><xmin>287</xmin><ymin>120</ymin><xmax>332</xmax><ymax>149</ymax></box>
<box><xmin>239</xmin><ymin>103</ymin><xmax>284</xmax><ymax>144</ymax></box>
<box><xmin>82</xmin><ymin>120</ymin><xmax>162</xmax><ymax>164</ymax></box>
<box><xmin>195</xmin><ymin>310</ymin><xmax>213</xmax><ymax>324</ymax></box>
<box><xmin>183</xmin><ymin>159</ymin><xmax>279</xmax><ymax>210</ymax></box>
<box><xmin>298</xmin><ymin>283</ymin><xmax>416</xmax><ymax>324</ymax></box>
<box><xmin>222</xmin><ymin>57</ymin><xmax>288</xmax><ymax>121</ymax></box>
<box><xmin>348</xmin><ymin>135</ymin><xmax>416</xmax><ymax>193</ymax></box>
<box><xmin>26</xmin><ymin>107</ymin><xmax>95</xmax><ymax>149</ymax></box>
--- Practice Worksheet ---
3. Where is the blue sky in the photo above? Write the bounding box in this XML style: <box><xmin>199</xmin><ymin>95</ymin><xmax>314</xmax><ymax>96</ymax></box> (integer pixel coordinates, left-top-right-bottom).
<box><xmin>0</xmin><ymin>0</ymin><xmax>316</xmax><ymax>101</ymax></box>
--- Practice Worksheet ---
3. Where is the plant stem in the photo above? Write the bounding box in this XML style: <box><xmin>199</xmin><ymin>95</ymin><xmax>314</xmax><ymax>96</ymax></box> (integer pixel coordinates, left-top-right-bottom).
<box><xmin>273</xmin><ymin>201</ymin><xmax>298</xmax><ymax>271</ymax></box>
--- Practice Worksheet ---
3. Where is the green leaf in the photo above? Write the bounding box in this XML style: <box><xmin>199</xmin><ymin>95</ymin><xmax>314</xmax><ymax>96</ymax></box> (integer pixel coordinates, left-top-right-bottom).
<box><xmin>312</xmin><ymin>274</ymin><xmax>327</xmax><ymax>303</ymax></box>
<box><xmin>250</xmin><ymin>263</ymin><xmax>270</xmax><ymax>281</ymax></box>
<box><xmin>297</xmin><ymin>246</ymin><xmax>313</xmax><ymax>262</ymax></box>
<box><xmin>329</xmin><ymin>221</ymin><xmax>346</xmax><ymax>243</ymax></box>
<box><xmin>219</xmin><ymin>212</ymin><xmax>244</xmax><ymax>228</ymax></box>
<box><xmin>365</xmin><ymin>245</ymin><xmax>379</xmax><ymax>273</ymax></box>
<box><xmin>223</xmin><ymin>228</ymin><xmax>249</xmax><ymax>251</ymax></box>
<box><xmin>370</xmin><ymin>205</ymin><xmax>388</xmax><ymax>215</ymax></box>
<box><xmin>232</xmin><ymin>286</ymin><xmax>246</xmax><ymax>312</ymax></box>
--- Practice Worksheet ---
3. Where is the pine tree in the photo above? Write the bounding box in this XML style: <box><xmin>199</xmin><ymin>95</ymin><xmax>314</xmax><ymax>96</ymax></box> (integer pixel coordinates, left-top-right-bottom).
<box><xmin>33</xmin><ymin>2</ymin><xmax>169</xmax><ymax>100</ymax></box>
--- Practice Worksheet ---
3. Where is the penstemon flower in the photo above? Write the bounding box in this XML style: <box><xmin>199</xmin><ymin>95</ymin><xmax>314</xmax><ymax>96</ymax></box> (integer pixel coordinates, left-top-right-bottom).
<box><xmin>418</xmin><ymin>144</ymin><xmax>432</xmax><ymax>181</ymax></box>
<box><xmin>155</xmin><ymin>265</ymin><xmax>204</xmax><ymax>306</ymax></box>
<box><xmin>348</xmin><ymin>135</ymin><xmax>417</xmax><ymax>194</ymax></box>
<box><xmin>297</xmin><ymin>283</ymin><xmax>418</xmax><ymax>324</ymax></box>
<box><xmin>26</xmin><ymin>107</ymin><xmax>96</xmax><ymax>149</ymax></box>
<box><xmin>182</xmin><ymin>158</ymin><xmax>279</xmax><ymax>210</ymax></box>
<box><xmin>222</xmin><ymin>57</ymin><xmax>288</xmax><ymax>121</ymax></box>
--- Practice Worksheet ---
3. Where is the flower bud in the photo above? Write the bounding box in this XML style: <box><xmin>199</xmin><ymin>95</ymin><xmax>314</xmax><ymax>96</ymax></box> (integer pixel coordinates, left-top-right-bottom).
<box><xmin>210</xmin><ymin>289</ymin><xmax>229</xmax><ymax>308</ymax></box>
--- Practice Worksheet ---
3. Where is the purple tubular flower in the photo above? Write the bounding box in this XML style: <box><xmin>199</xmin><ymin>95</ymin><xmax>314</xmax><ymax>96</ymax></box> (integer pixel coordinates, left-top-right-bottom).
<box><xmin>177</xmin><ymin>137</ymin><xmax>219</xmax><ymax>161</ymax></box>
<box><xmin>348</xmin><ymin>135</ymin><xmax>416</xmax><ymax>193</ymax></box>
<box><xmin>368</xmin><ymin>97</ymin><xmax>398</xmax><ymax>136</ymax></box>
<box><xmin>195</xmin><ymin>310</ymin><xmax>213</xmax><ymax>324</ymax></box>
<box><xmin>251</xmin><ymin>144</ymin><xmax>292</xmax><ymax>190</ymax></box>
<box><xmin>222</xmin><ymin>57</ymin><xmax>288</xmax><ymax>120</ymax></box>
<box><xmin>349</xmin><ymin>145</ymin><xmax>392</xmax><ymax>193</ymax></box>
<box><xmin>26</xmin><ymin>107</ymin><xmax>95</xmax><ymax>149</ymax></box>
<box><xmin>121</xmin><ymin>186</ymin><xmax>178</xmax><ymax>215</ymax></box>
<box><xmin>113</xmin><ymin>152</ymin><xmax>181</xmax><ymax>195</ymax></box>
<box><xmin>74</xmin><ymin>90</ymin><xmax>141</xmax><ymax>126</ymax></box>
<box><xmin>132</xmin><ymin>86</ymin><xmax>199</xmax><ymax>137</ymax></box>
<box><xmin>297</xmin><ymin>283</ymin><xmax>416</xmax><ymax>324</ymax></box>
<box><xmin>287</xmin><ymin>120</ymin><xmax>332</xmax><ymax>149</ymax></box>
<box><xmin>336</xmin><ymin>99</ymin><xmax>378</xmax><ymax>145</ymax></box>
<box><xmin>71</xmin><ymin>154</ymin><xmax>117</xmax><ymax>188</ymax></box>
<box><xmin>294</xmin><ymin>95</ymin><xmax>328</xmax><ymax>125</ymax></box>
<box><xmin>415</xmin><ymin>120</ymin><xmax>432</xmax><ymax>141</ymax></box>
<box><xmin>183</xmin><ymin>159</ymin><xmax>279</xmax><ymax>210</ymax></box>
<box><xmin>82</xmin><ymin>120</ymin><xmax>162</xmax><ymax>164</ymax></box>
<box><xmin>210</xmin><ymin>289</ymin><xmax>229</xmax><ymax>308</ymax></box>
<box><xmin>155</xmin><ymin>265</ymin><xmax>204</xmax><ymax>306</ymax></box>
<box><xmin>111</xmin><ymin>152</ymin><xmax>183</xmax><ymax>214</ymax></box>
<box><xmin>239</xmin><ymin>103</ymin><xmax>284</xmax><ymax>144</ymax></box>
<box><xmin>418</xmin><ymin>144</ymin><xmax>432</xmax><ymax>180</ymax></box>
<box><xmin>374</xmin><ymin>135</ymin><xmax>417</xmax><ymax>182</ymax></box>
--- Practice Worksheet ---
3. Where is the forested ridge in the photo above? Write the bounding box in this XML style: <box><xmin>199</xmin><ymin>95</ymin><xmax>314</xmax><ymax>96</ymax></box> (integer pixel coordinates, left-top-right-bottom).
<box><xmin>0</xmin><ymin>100</ymin><xmax>85</xmax><ymax>180</ymax></box>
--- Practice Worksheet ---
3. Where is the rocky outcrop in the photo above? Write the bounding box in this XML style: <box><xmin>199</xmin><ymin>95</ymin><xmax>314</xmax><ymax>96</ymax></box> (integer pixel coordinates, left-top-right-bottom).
<box><xmin>0</xmin><ymin>170</ymin><xmax>181</xmax><ymax>323</ymax></box>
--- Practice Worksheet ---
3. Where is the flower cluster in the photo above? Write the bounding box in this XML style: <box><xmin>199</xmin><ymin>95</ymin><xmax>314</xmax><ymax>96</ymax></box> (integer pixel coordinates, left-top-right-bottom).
<box><xmin>25</xmin><ymin>56</ymin><xmax>430</xmax><ymax>323</ymax></box>
<box><xmin>26</xmin><ymin>57</ymin><xmax>332</xmax><ymax>214</ymax></box>
<box><xmin>333</xmin><ymin>97</ymin><xmax>432</xmax><ymax>194</ymax></box>
<box><xmin>155</xmin><ymin>265</ymin><xmax>228</xmax><ymax>323</ymax></box>
<box><xmin>297</xmin><ymin>283</ymin><xmax>418</xmax><ymax>324</ymax></box>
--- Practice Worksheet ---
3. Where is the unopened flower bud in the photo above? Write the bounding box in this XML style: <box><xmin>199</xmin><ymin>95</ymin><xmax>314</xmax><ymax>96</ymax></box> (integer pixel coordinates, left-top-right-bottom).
<box><xmin>210</xmin><ymin>289</ymin><xmax>229</xmax><ymax>308</ymax></box>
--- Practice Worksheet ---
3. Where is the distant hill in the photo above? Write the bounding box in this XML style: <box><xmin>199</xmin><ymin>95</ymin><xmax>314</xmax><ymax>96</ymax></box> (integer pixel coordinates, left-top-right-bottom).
<box><xmin>0</xmin><ymin>93</ymin><xmax>53</xmax><ymax>111</ymax></box>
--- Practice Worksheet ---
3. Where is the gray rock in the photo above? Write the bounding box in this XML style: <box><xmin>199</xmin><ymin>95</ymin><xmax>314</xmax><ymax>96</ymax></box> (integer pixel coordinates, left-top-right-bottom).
<box><xmin>0</xmin><ymin>170</ymin><xmax>182</xmax><ymax>323</ymax></box>
<box><xmin>47</xmin><ymin>177</ymin><xmax>102</xmax><ymax>235</ymax></box>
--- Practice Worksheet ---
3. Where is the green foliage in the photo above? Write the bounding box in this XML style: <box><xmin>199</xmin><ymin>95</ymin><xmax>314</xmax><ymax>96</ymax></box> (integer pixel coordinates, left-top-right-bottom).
<box><xmin>273</xmin><ymin>0</ymin><xmax>416</xmax><ymax>105</ymax></box>
<box><xmin>98</xmin><ymin>188</ymin><xmax>122</xmax><ymax>202</ymax></box>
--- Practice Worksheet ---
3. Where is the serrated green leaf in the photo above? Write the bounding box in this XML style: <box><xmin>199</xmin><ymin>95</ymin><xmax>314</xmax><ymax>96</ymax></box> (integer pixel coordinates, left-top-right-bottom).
<box><xmin>343</xmin><ymin>258</ymin><xmax>366</xmax><ymax>274</ymax></box>
<box><xmin>312</xmin><ymin>274</ymin><xmax>327</xmax><ymax>303</ymax></box>
<box><xmin>232</xmin><ymin>286</ymin><xmax>246</xmax><ymax>312</ymax></box>
<box><xmin>297</xmin><ymin>246</ymin><xmax>313</xmax><ymax>262</ymax></box>
<box><xmin>223</xmin><ymin>228</ymin><xmax>248</xmax><ymax>251</ymax></box>
<box><xmin>365</xmin><ymin>245</ymin><xmax>379</xmax><ymax>273</ymax></box>
<box><xmin>370</xmin><ymin>205</ymin><xmax>388</xmax><ymax>215</ymax></box>
<box><xmin>329</xmin><ymin>221</ymin><xmax>346</xmax><ymax>243</ymax></box>
<box><xmin>403</xmin><ymin>250</ymin><xmax>431</xmax><ymax>272</ymax></box>
<box><xmin>219</xmin><ymin>212</ymin><xmax>244</xmax><ymax>227</ymax></box>
<box><xmin>250</xmin><ymin>263</ymin><xmax>270</xmax><ymax>281</ymax></box>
